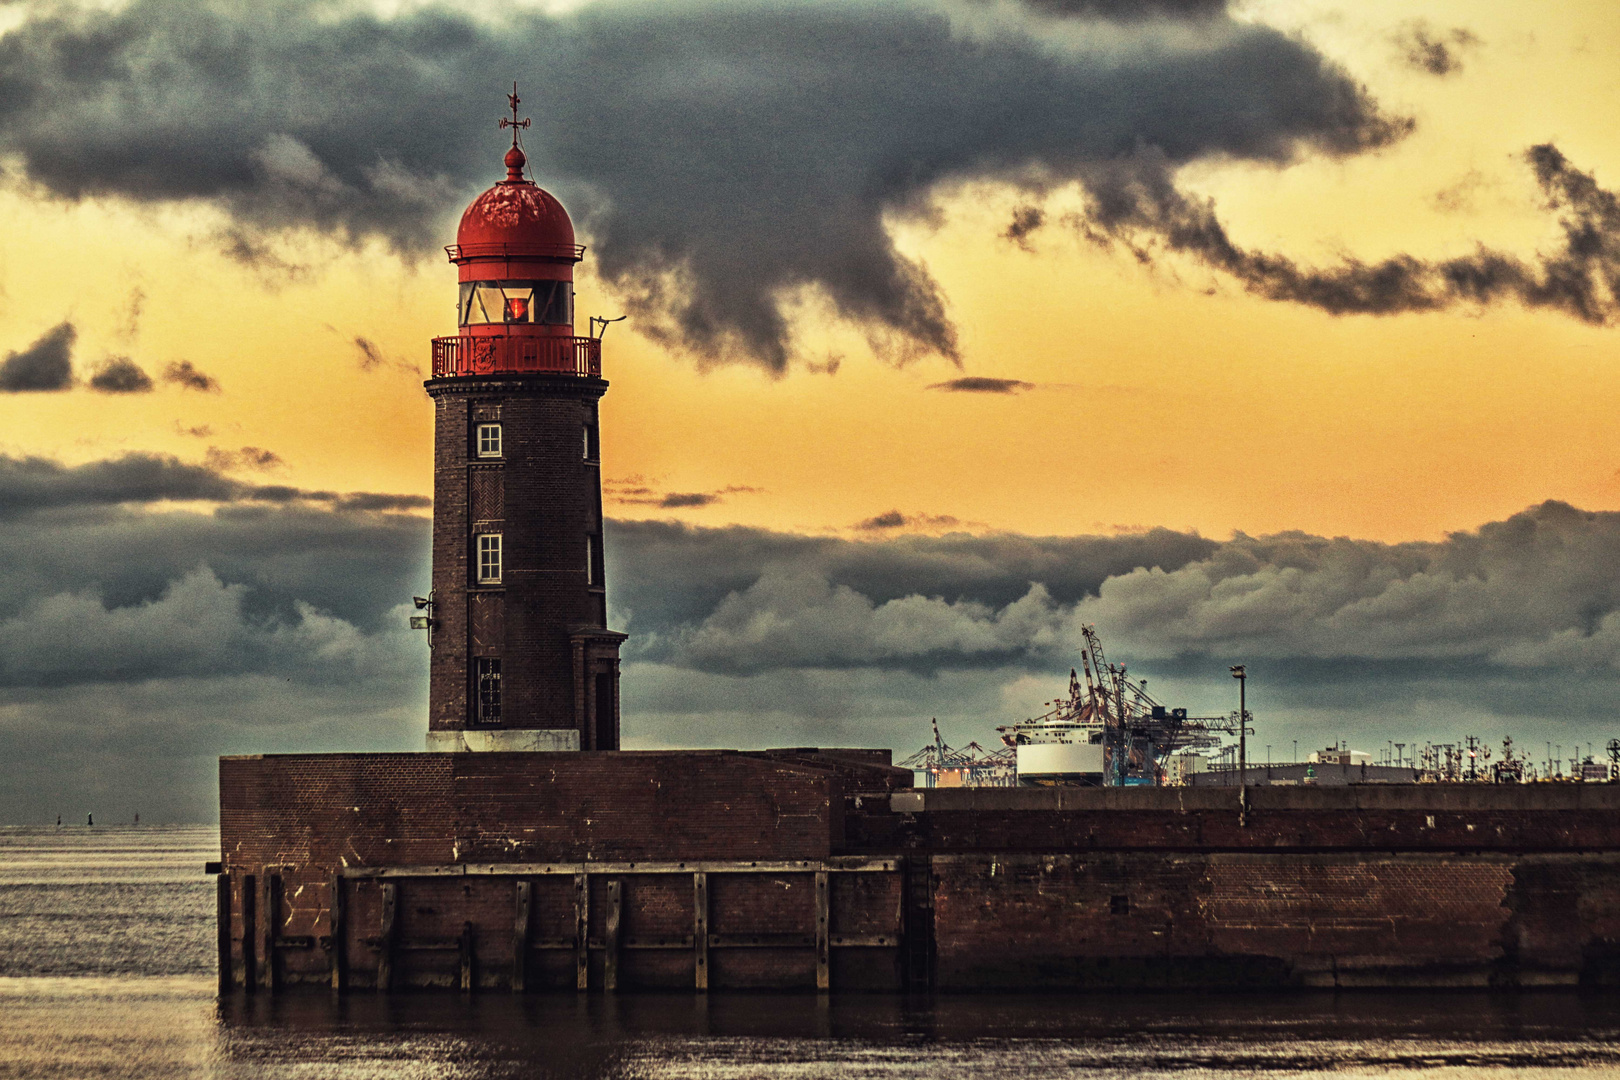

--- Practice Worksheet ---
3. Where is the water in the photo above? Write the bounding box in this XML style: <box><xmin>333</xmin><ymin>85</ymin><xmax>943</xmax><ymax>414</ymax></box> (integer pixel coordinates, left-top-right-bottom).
<box><xmin>4</xmin><ymin>826</ymin><xmax>1620</xmax><ymax>1078</ymax></box>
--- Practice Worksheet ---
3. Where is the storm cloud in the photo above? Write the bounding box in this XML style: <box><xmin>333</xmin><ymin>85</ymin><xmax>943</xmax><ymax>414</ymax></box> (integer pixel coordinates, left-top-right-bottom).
<box><xmin>0</xmin><ymin>0</ymin><xmax>1408</xmax><ymax>369</ymax></box>
<box><xmin>609</xmin><ymin>502</ymin><xmax>1620</xmax><ymax>679</ymax></box>
<box><xmin>87</xmin><ymin>356</ymin><xmax>154</xmax><ymax>394</ymax></box>
<box><xmin>10</xmin><ymin>455</ymin><xmax>1620</xmax><ymax>819</ymax></box>
<box><xmin>0</xmin><ymin>452</ymin><xmax>427</xmax><ymax>519</ymax></box>
<box><xmin>0</xmin><ymin>323</ymin><xmax>75</xmax><ymax>392</ymax></box>
<box><xmin>162</xmin><ymin>360</ymin><xmax>220</xmax><ymax>392</ymax></box>
<box><xmin>927</xmin><ymin>377</ymin><xmax>1036</xmax><ymax>393</ymax></box>
<box><xmin>1392</xmin><ymin>21</ymin><xmax>1481</xmax><ymax>77</ymax></box>
<box><xmin>1061</xmin><ymin>143</ymin><xmax>1620</xmax><ymax>325</ymax></box>
<box><xmin>605</xmin><ymin>477</ymin><xmax>764</xmax><ymax>509</ymax></box>
<box><xmin>0</xmin><ymin>492</ymin><xmax>432</xmax><ymax>822</ymax></box>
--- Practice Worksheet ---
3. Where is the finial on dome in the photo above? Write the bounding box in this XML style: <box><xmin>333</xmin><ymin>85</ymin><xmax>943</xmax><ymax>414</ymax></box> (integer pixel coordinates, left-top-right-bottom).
<box><xmin>499</xmin><ymin>81</ymin><xmax>531</xmax><ymax>182</ymax></box>
<box><xmin>504</xmin><ymin>144</ymin><xmax>527</xmax><ymax>180</ymax></box>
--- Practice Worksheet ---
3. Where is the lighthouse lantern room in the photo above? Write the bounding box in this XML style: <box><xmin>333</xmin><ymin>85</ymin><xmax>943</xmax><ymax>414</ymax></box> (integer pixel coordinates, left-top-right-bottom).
<box><xmin>423</xmin><ymin>88</ymin><xmax>625</xmax><ymax>752</ymax></box>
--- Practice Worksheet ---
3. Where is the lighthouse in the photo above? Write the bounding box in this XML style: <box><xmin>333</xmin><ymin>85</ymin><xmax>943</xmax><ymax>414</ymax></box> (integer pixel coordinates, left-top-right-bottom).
<box><xmin>423</xmin><ymin>90</ymin><xmax>625</xmax><ymax>752</ymax></box>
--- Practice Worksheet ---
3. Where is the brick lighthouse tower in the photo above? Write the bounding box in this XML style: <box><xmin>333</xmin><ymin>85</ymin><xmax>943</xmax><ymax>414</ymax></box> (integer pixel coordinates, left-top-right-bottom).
<box><xmin>423</xmin><ymin>90</ymin><xmax>625</xmax><ymax>752</ymax></box>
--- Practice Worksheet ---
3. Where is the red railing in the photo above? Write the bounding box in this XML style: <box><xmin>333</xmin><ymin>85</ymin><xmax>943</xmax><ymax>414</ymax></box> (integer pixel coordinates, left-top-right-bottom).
<box><xmin>444</xmin><ymin>242</ymin><xmax>587</xmax><ymax>263</ymax></box>
<box><xmin>431</xmin><ymin>335</ymin><xmax>601</xmax><ymax>378</ymax></box>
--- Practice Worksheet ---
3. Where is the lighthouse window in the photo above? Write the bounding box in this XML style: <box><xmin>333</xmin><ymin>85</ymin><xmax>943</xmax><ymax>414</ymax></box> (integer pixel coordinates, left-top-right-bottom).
<box><xmin>475</xmin><ymin>658</ymin><xmax>502</xmax><ymax>724</ymax></box>
<box><xmin>477</xmin><ymin>423</ymin><xmax>502</xmax><ymax>458</ymax></box>
<box><xmin>586</xmin><ymin>535</ymin><xmax>597</xmax><ymax>585</ymax></box>
<box><xmin>459</xmin><ymin>281</ymin><xmax>573</xmax><ymax>326</ymax></box>
<box><xmin>477</xmin><ymin>533</ymin><xmax>503</xmax><ymax>583</ymax></box>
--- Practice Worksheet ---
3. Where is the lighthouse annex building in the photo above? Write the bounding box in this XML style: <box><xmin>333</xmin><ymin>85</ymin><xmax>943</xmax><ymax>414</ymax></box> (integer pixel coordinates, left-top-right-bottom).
<box><xmin>214</xmin><ymin>106</ymin><xmax>1620</xmax><ymax>995</ymax></box>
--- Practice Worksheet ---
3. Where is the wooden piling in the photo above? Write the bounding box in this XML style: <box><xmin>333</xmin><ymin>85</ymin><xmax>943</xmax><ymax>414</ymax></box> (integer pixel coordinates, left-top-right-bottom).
<box><xmin>604</xmin><ymin>879</ymin><xmax>621</xmax><ymax>992</ymax></box>
<box><xmin>574</xmin><ymin>873</ymin><xmax>589</xmax><ymax>991</ymax></box>
<box><xmin>459</xmin><ymin>922</ymin><xmax>473</xmax><ymax>992</ymax></box>
<box><xmin>512</xmin><ymin>880</ymin><xmax>531</xmax><ymax>993</ymax></box>
<box><xmin>693</xmin><ymin>871</ymin><xmax>708</xmax><ymax>992</ymax></box>
<box><xmin>329</xmin><ymin>872</ymin><xmax>345</xmax><ymax>993</ymax></box>
<box><xmin>240</xmin><ymin>873</ymin><xmax>256</xmax><ymax>993</ymax></box>
<box><xmin>814</xmin><ymin>870</ymin><xmax>830</xmax><ymax>992</ymax></box>
<box><xmin>376</xmin><ymin>882</ymin><xmax>397</xmax><ymax>992</ymax></box>
<box><xmin>258</xmin><ymin>873</ymin><xmax>278</xmax><ymax>992</ymax></box>
<box><xmin>215</xmin><ymin>871</ymin><xmax>231</xmax><ymax>994</ymax></box>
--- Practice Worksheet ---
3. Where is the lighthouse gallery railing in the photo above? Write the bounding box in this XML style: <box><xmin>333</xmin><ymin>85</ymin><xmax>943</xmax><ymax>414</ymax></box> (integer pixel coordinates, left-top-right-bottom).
<box><xmin>431</xmin><ymin>335</ymin><xmax>601</xmax><ymax>378</ymax></box>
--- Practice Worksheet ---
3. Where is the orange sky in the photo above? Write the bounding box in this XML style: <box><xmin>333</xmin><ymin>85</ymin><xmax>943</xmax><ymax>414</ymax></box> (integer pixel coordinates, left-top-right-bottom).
<box><xmin>3</xmin><ymin>0</ymin><xmax>1618</xmax><ymax>544</ymax></box>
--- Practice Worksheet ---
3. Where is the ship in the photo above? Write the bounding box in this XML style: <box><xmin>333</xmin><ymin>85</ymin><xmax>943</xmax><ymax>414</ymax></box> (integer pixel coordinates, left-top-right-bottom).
<box><xmin>998</xmin><ymin>626</ymin><xmax>1240</xmax><ymax>787</ymax></box>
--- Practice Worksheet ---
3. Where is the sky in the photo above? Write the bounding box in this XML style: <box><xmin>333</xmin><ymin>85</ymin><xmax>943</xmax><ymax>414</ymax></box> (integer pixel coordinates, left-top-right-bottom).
<box><xmin>3</xmin><ymin>0</ymin><xmax>1620</xmax><ymax>821</ymax></box>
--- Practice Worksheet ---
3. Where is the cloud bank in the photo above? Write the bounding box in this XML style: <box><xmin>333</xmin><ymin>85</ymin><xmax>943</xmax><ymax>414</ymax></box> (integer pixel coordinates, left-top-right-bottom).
<box><xmin>0</xmin><ymin>0</ymin><xmax>1408</xmax><ymax>369</ymax></box>
<box><xmin>609</xmin><ymin>503</ymin><xmax>1620</xmax><ymax>677</ymax></box>
<box><xmin>8</xmin><ymin>452</ymin><xmax>1620</xmax><ymax>821</ymax></box>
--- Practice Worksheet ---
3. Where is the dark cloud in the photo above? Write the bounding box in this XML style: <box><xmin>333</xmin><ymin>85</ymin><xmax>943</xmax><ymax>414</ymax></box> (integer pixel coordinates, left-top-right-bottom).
<box><xmin>605</xmin><ymin>518</ymin><xmax>1219</xmax><ymax>660</ymax></box>
<box><xmin>1003</xmin><ymin>205</ymin><xmax>1045</xmax><ymax>251</ymax></box>
<box><xmin>1005</xmin><ymin>0</ymin><xmax>1228</xmax><ymax>19</ymax></box>
<box><xmin>351</xmin><ymin>335</ymin><xmax>416</xmax><ymax>375</ymax></box>
<box><xmin>805</xmin><ymin>355</ymin><xmax>842</xmax><ymax>376</ymax></box>
<box><xmin>204</xmin><ymin>446</ymin><xmax>284</xmax><ymax>473</ymax></box>
<box><xmin>0</xmin><ymin>452</ymin><xmax>427</xmax><ymax>520</ymax></box>
<box><xmin>162</xmin><ymin>360</ymin><xmax>221</xmax><ymax>392</ymax></box>
<box><xmin>87</xmin><ymin>356</ymin><xmax>154</xmax><ymax>394</ymax></box>
<box><xmin>606</xmin><ymin>477</ymin><xmax>763</xmax><ymax>509</ymax></box>
<box><xmin>1432</xmin><ymin>169</ymin><xmax>1491</xmax><ymax>214</ymax></box>
<box><xmin>0</xmin><ymin>0</ymin><xmax>1405</xmax><ymax>370</ymax></box>
<box><xmin>855</xmin><ymin>510</ymin><xmax>962</xmax><ymax>531</ymax></box>
<box><xmin>217</xmin><ymin>226</ymin><xmax>310</xmax><ymax>283</ymax></box>
<box><xmin>0</xmin><ymin>323</ymin><xmax>75</xmax><ymax>392</ymax></box>
<box><xmin>658</xmin><ymin>492</ymin><xmax>723</xmax><ymax>509</ymax></box>
<box><xmin>610</xmin><ymin>500</ymin><xmax>1620</xmax><ymax>678</ymax></box>
<box><xmin>927</xmin><ymin>377</ymin><xmax>1036</xmax><ymax>393</ymax></box>
<box><xmin>117</xmin><ymin>287</ymin><xmax>146</xmax><ymax>342</ymax></box>
<box><xmin>597</xmin><ymin>506</ymin><xmax>1620</xmax><ymax>775</ymax></box>
<box><xmin>354</xmin><ymin>337</ymin><xmax>384</xmax><ymax>371</ymax></box>
<box><xmin>12</xmin><ymin>481</ymin><xmax>1620</xmax><ymax>820</ymax></box>
<box><xmin>1075</xmin><ymin>143</ymin><xmax>1620</xmax><ymax>324</ymax></box>
<box><xmin>332</xmin><ymin>492</ymin><xmax>434</xmax><ymax>513</ymax></box>
<box><xmin>0</xmin><ymin>497</ymin><xmax>431</xmax><ymax>822</ymax></box>
<box><xmin>859</xmin><ymin>511</ymin><xmax>909</xmax><ymax>530</ymax></box>
<box><xmin>1393</xmin><ymin>21</ymin><xmax>1481</xmax><ymax>77</ymax></box>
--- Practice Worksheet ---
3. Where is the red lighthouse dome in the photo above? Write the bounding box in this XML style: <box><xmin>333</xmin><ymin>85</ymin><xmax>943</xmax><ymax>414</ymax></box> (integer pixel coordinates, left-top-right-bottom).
<box><xmin>453</xmin><ymin>144</ymin><xmax>579</xmax><ymax>259</ymax></box>
<box><xmin>433</xmin><ymin>89</ymin><xmax>598</xmax><ymax>380</ymax></box>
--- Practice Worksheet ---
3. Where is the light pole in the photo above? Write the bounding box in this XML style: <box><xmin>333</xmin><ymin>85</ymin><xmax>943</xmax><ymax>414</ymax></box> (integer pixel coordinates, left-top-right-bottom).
<box><xmin>1231</xmin><ymin>665</ymin><xmax>1247</xmax><ymax>789</ymax></box>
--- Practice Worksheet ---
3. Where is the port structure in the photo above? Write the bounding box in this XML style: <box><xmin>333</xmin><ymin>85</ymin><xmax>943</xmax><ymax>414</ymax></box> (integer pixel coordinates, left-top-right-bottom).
<box><xmin>995</xmin><ymin>625</ymin><xmax>1242</xmax><ymax>787</ymax></box>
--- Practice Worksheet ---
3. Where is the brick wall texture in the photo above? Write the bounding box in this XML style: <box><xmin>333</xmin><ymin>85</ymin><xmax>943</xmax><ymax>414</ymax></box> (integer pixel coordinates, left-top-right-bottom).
<box><xmin>427</xmin><ymin>374</ymin><xmax>614</xmax><ymax>742</ymax></box>
<box><xmin>219</xmin><ymin>755</ymin><xmax>1620</xmax><ymax>991</ymax></box>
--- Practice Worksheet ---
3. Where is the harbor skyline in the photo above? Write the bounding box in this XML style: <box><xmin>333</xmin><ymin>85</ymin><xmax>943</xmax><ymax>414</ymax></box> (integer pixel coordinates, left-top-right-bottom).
<box><xmin>2</xmin><ymin>0</ymin><xmax>1620</xmax><ymax>821</ymax></box>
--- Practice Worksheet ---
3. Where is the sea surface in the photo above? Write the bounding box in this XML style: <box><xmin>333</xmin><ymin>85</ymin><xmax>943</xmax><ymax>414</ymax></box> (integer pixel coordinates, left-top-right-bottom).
<box><xmin>3</xmin><ymin>825</ymin><xmax>1620</xmax><ymax>1078</ymax></box>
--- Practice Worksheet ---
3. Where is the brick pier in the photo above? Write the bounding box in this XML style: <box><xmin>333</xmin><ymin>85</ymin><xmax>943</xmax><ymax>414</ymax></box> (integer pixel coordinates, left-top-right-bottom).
<box><xmin>217</xmin><ymin>754</ymin><xmax>1620</xmax><ymax>991</ymax></box>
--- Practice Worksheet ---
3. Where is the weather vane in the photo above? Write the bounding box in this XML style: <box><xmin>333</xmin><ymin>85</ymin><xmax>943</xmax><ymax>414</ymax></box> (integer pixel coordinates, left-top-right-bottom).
<box><xmin>500</xmin><ymin>82</ymin><xmax>530</xmax><ymax>148</ymax></box>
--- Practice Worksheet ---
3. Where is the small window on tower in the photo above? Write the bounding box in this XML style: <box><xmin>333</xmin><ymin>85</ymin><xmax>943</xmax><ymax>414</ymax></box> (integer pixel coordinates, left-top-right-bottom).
<box><xmin>583</xmin><ymin>421</ymin><xmax>599</xmax><ymax>461</ymax></box>
<box><xmin>477</xmin><ymin>423</ymin><xmax>502</xmax><ymax>458</ymax></box>
<box><xmin>478</xmin><ymin>533</ymin><xmax>503</xmax><ymax>584</ymax></box>
<box><xmin>475</xmin><ymin>657</ymin><xmax>502</xmax><ymax>724</ymax></box>
<box><xmin>586</xmin><ymin>535</ymin><xmax>597</xmax><ymax>586</ymax></box>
